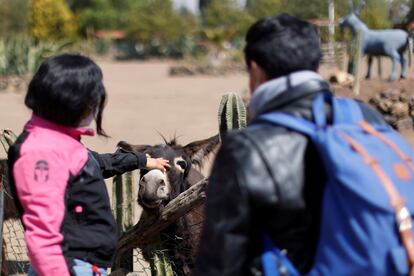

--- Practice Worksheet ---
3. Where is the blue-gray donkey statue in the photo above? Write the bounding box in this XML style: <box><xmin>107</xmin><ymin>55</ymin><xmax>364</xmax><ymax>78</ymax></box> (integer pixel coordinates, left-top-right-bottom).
<box><xmin>339</xmin><ymin>0</ymin><xmax>412</xmax><ymax>81</ymax></box>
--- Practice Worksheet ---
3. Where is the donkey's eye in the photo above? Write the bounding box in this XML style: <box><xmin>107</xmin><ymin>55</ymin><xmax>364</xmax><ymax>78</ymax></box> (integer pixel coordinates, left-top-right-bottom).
<box><xmin>176</xmin><ymin>160</ymin><xmax>187</xmax><ymax>170</ymax></box>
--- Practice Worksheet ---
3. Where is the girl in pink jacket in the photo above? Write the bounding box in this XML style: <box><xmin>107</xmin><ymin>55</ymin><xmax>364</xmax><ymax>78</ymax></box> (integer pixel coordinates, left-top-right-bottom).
<box><xmin>7</xmin><ymin>54</ymin><xmax>170</xmax><ymax>275</ymax></box>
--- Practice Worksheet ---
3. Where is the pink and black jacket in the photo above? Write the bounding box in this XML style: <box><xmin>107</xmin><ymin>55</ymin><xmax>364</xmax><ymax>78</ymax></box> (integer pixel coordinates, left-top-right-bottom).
<box><xmin>7</xmin><ymin>115</ymin><xmax>147</xmax><ymax>275</ymax></box>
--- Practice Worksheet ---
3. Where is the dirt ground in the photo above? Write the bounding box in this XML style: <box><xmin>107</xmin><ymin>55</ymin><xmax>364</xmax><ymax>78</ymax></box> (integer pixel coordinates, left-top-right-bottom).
<box><xmin>0</xmin><ymin>61</ymin><xmax>248</xmax><ymax>163</ymax></box>
<box><xmin>3</xmin><ymin>57</ymin><xmax>414</xmax><ymax>156</ymax></box>
<box><xmin>3</xmin><ymin>58</ymin><xmax>414</xmax><ymax>159</ymax></box>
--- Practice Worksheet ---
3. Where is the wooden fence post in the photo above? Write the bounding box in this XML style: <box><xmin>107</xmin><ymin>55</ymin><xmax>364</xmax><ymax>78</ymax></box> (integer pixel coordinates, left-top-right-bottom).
<box><xmin>0</xmin><ymin>161</ymin><xmax>5</xmax><ymax>274</ymax></box>
<box><xmin>353</xmin><ymin>31</ymin><xmax>363</xmax><ymax>96</ymax></box>
<box><xmin>0</xmin><ymin>129</ymin><xmax>16</xmax><ymax>275</ymax></box>
<box><xmin>112</xmin><ymin>171</ymin><xmax>136</xmax><ymax>272</ymax></box>
<box><xmin>328</xmin><ymin>0</ymin><xmax>335</xmax><ymax>59</ymax></box>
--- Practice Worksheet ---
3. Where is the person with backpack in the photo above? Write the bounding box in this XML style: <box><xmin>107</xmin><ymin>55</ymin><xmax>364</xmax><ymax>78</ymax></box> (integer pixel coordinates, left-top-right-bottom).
<box><xmin>194</xmin><ymin>14</ymin><xmax>414</xmax><ymax>275</ymax></box>
<box><xmin>7</xmin><ymin>54</ymin><xmax>170</xmax><ymax>275</ymax></box>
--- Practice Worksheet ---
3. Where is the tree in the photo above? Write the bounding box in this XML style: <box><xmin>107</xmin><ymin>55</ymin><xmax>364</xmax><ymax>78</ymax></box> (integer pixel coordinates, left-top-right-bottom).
<box><xmin>69</xmin><ymin>0</ymin><xmax>124</xmax><ymax>35</ymax></box>
<box><xmin>359</xmin><ymin>0</ymin><xmax>391</xmax><ymax>29</ymax></box>
<box><xmin>246</xmin><ymin>0</ymin><xmax>282</xmax><ymax>18</ymax></box>
<box><xmin>28</xmin><ymin>0</ymin><xmax>77</xmax><ymax>41</ymax></box>
<box><xmin>126</xmin><ymin>0</ymin><xmax>198</xmax><ymax>56</ymax></box>
<box><xmin>281</xmin><ymin>0</ymin><xmax>329</xmax><ymax>19</ymax></box>
<box><xmin>199</xmin><ymin>0</ymin><xmax>212</xmax><ymax>15</ymax></box>
<box><xmin>0</xmin><ymin>0</ymin><xmax>29</xmax><ymax>37</ymax></box>
<box><xmin>202</xmin><ymin>0</ymin><xmax>252</xmax><ymax>46</ymax></box>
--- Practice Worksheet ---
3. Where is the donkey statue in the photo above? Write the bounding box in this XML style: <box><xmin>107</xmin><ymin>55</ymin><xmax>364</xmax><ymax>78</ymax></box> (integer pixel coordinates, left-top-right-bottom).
<box><xmin>339</xmin><ymin>0</ymin><xmax>412</xmax><ymax>81</ymax></box>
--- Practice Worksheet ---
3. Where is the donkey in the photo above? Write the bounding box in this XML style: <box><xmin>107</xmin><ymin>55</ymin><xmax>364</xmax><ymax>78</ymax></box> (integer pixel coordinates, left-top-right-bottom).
<box><xmin>117</xmin><ymin>134</ymin><xmax>219</xmax><ymax>275</ymax></box>
<box><xmin>339</xmin><ymin>0</ymin><xmax>412</xmax><ymax>81</ymax></box>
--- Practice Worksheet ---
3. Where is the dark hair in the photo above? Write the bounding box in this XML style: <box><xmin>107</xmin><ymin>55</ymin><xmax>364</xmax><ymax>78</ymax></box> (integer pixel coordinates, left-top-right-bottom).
<box><xmin>244</xmin><ymin>13</ymin><xmax>322</xmax><ymax>79</ymax></box>
<box><xmin>25</xmin><ymin>54</ymin><xmax>108</xmax><ymax>136</ymax></box>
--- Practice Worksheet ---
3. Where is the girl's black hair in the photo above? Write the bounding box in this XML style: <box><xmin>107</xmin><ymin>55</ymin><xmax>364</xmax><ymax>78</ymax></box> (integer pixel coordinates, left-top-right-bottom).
<box><xmin>25</xmin><ymin>54</ymin><xmax>108</xmax><ymax>136</ymax></box>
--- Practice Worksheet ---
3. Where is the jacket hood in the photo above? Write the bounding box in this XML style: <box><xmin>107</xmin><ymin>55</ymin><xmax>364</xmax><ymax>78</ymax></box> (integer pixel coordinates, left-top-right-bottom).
<box><xmin>248</xmin><ymin>71</ymin><xmax>324</xmax><ymax>119</ymax></box>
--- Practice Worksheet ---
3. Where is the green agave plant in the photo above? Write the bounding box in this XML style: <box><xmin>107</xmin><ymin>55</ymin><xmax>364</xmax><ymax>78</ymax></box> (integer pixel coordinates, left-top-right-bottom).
<box><xmin>0</xmin><ymin>36</ymin><xmax>70</xmax><ymax>78</ymax></box>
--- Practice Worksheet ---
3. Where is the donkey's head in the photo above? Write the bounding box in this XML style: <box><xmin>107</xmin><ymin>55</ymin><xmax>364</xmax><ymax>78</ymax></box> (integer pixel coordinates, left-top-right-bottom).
<box><xmin>118</xmin><ymin>135</ymin><xmax>219</xmax><ymax>209</ymax></box>
<box><xmin>339</xmin><ymin>0</ymin><xmax>367</xmax><ymax>35</ymax></box>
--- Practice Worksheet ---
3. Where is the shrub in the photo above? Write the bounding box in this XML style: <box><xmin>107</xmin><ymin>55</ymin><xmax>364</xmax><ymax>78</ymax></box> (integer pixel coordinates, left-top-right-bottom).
<box><xmin>28</xmin><ymin>0</ymin><xmax>78</xmax><ymax>41</ymax></box>
<box><xmin>126</xmin><ymin>0</ymin><xmax>198</xmax><ymax>58</ymax></box>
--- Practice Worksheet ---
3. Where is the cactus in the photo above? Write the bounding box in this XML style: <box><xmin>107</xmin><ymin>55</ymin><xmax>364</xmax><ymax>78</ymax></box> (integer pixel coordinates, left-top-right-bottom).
<box><xmin>0</xmin><ymin>129</ymin><xmax>17</xmax><ymax>154</ymax></box>
<box><xmin>218</xmin><ymin>93</ymin><xmax>247</xmax><ymax>140</ymax></box>
<box><xmin>153</xmin><ymin>249</ymin><xmax>174</xmax><ymax>276</ymax></box>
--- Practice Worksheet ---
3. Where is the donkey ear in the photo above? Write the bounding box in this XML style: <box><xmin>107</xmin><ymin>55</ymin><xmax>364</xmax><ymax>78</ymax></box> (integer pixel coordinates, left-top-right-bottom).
<box><xmin>355</xmin><ymin>0</ymin><xmax>366</xmax><ymax>14</ymax></box>
<box><xmin>117</xmin><ymin>141</ymin><xmax>151</xmax><ymax>153</ymax></box>
<box><xmin>183</xmin><ymin>135</ymin><xmax>220</xmax><ymax>166</ymax></box>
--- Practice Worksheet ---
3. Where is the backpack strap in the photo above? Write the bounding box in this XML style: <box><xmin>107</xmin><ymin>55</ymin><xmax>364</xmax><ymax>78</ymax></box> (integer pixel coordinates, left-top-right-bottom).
<box><xmin>359</xmin><ymin>121</ymin><xmax>414</xmax><ymax>173</ymax></box>
<box><xmin>332</xmin><ymin>97</ymin><xmax>364</xmax><ymax>125</ymax></box>
<box><xmin>342</xmin><ymin>133</ymin><xmax>414</xmax><ymax>275</ymax></box>
<box><xmin>311</xmin><ymin>92</ymin><xmax>364</xmax><ymax>126</ymax></box>
<box><xmin>262</xmin><ymin>234</ymin><xmax>300</xmax><ymax>276</ymax></box>
<box><xmin>256</xmin><ymin>95</ymin><xmax>365</xmax><ymax>135</ymax></box>
<box><xmin>255</xmin><ymin>112</ymin><xmax>317</xmax><ymax>137</ymax></box>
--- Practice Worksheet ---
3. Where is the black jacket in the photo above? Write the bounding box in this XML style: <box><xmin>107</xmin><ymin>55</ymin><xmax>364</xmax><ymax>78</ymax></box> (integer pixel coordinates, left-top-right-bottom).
<box><xmin>194</xmin><ymin>81</ymin><xmax>387</xmax><ymax>276</ymax></box>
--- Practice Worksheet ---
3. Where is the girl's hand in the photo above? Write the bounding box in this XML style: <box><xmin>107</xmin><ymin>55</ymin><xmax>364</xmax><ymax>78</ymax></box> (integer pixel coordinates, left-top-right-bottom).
<box><xmin>146</xmin><ymin>157</ymin><xmax>170</xmax><ymax>172</ymax></box>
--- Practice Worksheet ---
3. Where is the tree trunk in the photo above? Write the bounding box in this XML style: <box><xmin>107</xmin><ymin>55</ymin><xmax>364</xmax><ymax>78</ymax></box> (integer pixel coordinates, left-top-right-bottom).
<box><xmin>328</xmin><ymin>0</ymin><xmax>335</xmax><ymax>58</ymax></box>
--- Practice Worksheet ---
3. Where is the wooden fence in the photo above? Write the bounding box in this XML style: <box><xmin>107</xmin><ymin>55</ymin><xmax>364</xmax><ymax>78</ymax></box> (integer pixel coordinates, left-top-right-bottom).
<box><xmin>321</xmin><ymin>42</ymin><xmax>347</xmax><ymax>69</ymax></box>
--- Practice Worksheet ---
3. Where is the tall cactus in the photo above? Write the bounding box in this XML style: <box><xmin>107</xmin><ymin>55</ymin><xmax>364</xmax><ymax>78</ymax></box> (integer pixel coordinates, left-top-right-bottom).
<box><xmin>0</xmin><ymin>129</ymin><xmax>17</xmax><ymax>154</ymax></box>
<box><xmin>218</xmin><ymin>93</ymin><xmax>247</xmax><ymax>140</ymax></box>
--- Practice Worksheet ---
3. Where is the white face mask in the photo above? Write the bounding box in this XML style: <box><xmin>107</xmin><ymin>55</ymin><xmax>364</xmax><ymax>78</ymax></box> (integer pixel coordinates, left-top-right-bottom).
<box><xmin>78</xmin><ymin>107</ymin><xmax>99</xmax><ymax>127</ymax></box>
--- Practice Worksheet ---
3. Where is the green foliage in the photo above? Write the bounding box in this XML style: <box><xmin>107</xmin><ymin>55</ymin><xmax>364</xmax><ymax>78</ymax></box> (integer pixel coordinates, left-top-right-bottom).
<box><xmin>218</xmin><ymin>93</ymin><xmax>247</xmax><ymax>140</ymax></box>
<box><xmin>246</xmin><ymin>0</ymin><xmax>283</xmax><ymax>18</ymax></box>
<box><xmin>281</xmin><ymin>0</ymin><xmax>329</xmax><ymax>19</ymax></box>
<box><xmin>359</xmin><ymin>0</ymin><xmax>391</xmax><ymax>29</ymax></box>
<box><xmin>199</xmin><ymin>0</ymin><xmax>212</xmax><ymax>15</ymax></box>
<box><xmin>0</xmin><ymin>37</ymin><xmax>69</xmax><ymax>77</ymax></box>
<box><xmin>276</xmin><ymin>0</ymin><xmax>390</xmax><ymax>29</ymax></box>
<box><xmin>126</xmin><ymin>0</ymin><xmax>198</xmax><ymax>58</ymax></box>
<box><xmin>71</xmin><ymin>0</ymin><xmax>129</xmax><ymax>35</ymax></box>
<box><xmin>202</xmin><ymin>0</ymin><xmax>252</xmax><ymax>47</ymax></box>
<box><xmin>0</xmin><ymin>0</ymin><xmax>29</xmax><ymax>37</ymax></box>
<box><xmin>28</xmin><ymin>0</ymin><xmax>77</xmax><ymax>41</ymax></box>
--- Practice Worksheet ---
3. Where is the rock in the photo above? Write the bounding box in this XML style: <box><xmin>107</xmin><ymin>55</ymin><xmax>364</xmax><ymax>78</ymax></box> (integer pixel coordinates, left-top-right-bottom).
<box><xmin>396</xmin><ymin>118</ymin><xmax>414</xmax><ymax>132</ymax></box>
<box><xmin>0</xmin><ymin>78</ymin><xmax>8</xmax><ymax>91</ymax></box>
<box><xmin>368</xmin><ymin>89</ymin><xmax>414</xmax><ymax>132</ymax></box>
<box><xmin>169</xmin><ymin>66</ymin><xmax>196</xmax><ymax>76</ymax></box>
<box><xmin>388</xmin><ymin>89</ymin><xmax>401</xmax><ymax>101</ymax></box>
<box><xmin>399</xmin><ymin>94</ymin><xmax>409</xmax><ymax>103</ymax></box>
<box><xmin>390</xmin><ymin>102</ymin><xmax>410</xmax><ymax>118</ymax></box>
<box><xmin>377</xmin><ymin>99</ymin><xmax>393</xmax><ymax>113</ymax></box>
<box><xmin>329</xmin><ymin>70</ymin><xmax>354</xmax><ymax>86</ymax></box>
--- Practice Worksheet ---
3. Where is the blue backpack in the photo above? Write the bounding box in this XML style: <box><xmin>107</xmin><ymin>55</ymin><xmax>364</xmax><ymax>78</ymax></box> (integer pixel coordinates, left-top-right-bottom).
<box><xmin>256</xmin><ymin>92</ymin><xmax>414</xmax><ymax>276</ymax></box>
